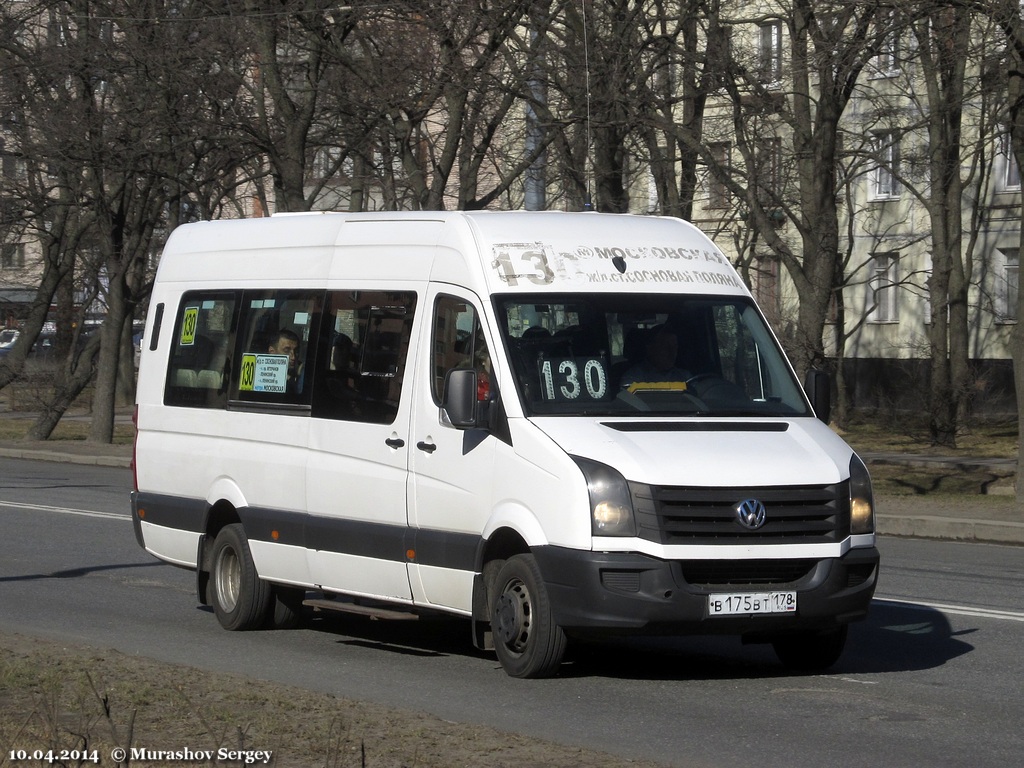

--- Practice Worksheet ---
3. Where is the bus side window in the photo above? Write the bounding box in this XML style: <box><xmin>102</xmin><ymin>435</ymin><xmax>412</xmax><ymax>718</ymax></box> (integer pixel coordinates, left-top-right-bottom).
<box><xmin>311</xmin><ymin>290</ymin><xmax>417</xmax><ymax>424</ymax></box>
<box><xmin>431</xmin><ymin>296</ymin><xmax>490</xmax><ymax>405</ymax></box>
<box><xmin>232</xmin><ymin>290</ymin><xmax>322</xmax><ymax>408</ymax></box>
<box><xmin>164</xmin><ymin>292</ymin><xmax>239</xmax><ymax>409</ymax></box>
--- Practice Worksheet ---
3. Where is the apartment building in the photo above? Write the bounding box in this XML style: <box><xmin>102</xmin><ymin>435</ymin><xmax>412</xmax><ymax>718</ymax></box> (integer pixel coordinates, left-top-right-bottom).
<box><xmin>683</xmin><ymin>5</ymin><xmax>1019</xmax><ymax>414</ymax></box>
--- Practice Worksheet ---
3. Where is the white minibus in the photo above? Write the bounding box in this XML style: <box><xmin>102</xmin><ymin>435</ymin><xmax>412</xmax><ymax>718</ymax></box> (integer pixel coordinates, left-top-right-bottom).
<box><xmin>131</xmin><ymin>211</ymin><xmax>878</xmax><ymax>678</ymax></box>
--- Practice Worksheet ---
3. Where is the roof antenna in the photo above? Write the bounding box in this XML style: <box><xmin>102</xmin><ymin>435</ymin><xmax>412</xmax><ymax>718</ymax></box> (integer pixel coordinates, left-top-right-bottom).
<box><xmin>581</xmin><ymin>0</ymin><xmax>595</xmax><ymax>211</ymax></box>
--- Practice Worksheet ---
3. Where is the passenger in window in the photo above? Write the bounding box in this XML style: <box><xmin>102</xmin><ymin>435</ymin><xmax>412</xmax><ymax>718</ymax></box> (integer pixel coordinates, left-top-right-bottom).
<box><xmin>472</xmin><ymin>328</ymin><xmax>493</xmax><ymax>402</ymax></box>
<box><xmin>268</xmin><ymin>328</ymin><xmax>302</xmax><ymax>393</ymax></box>
<box><xmin>316</xmin><ymin>332</ymin><xmax>362</xmax><ymax>419</ymax></box>
<box><xmin>331</xmin><ymin>333</ymin><xmax>356</xmax><ymax>378</ymax></box>
<box><xmin>620</xmin><ymin>325</ymin><xmax>690</xmax><ymax>388</ymax></box>
<box><xmin>451</xmin><ymin>324</ymin><xmax>493</xmax><ymax>402</ymax></box>
<box><xmin>330</xmin><ymin>333</ymin><xmax>360</xmax><ymax>394</ymax></box>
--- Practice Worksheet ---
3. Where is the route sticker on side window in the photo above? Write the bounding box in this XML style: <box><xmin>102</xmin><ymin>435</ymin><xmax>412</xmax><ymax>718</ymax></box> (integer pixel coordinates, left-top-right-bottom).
<box><xmin>239</xmin><ymin>353</ymin><xmax>289</xmax><ymax>393</ymax></box>
<box><xmin>179</xmin><ymin>307</ymin><xmax>199</xmax><ymax>346</ymax></box>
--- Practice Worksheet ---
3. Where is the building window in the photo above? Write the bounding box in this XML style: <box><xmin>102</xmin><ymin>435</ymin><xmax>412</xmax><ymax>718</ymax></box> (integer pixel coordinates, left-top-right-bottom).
<box><xmin>707</xmin><ymin>142</ymin><xmax>731</xmax><ymax>209</ymax></box>
<box><xmin>1</xmin><ymin>243</ymin><xmax>25</xmax><ymax>269</ymax></box>
<box><xmin>755</xmin><ymin>138</ymin><xmax>782</xmax><ymax>208</ymax></box>
<box><xmin>997</xmin><ymin>247</ymin><xmax>1019</xmax><ymax>323</ymax></box>
<box><xmin>999</xmin><ymin>133</ymin><xmax>1020</xmax><ymax>192</ymax></box>
<box><xmin>752</xmin><ymin>254</ymin><xmax>780</xmax><ymax>322</ymax></box>
<box><xmin>869</xmin><ymin>252</ymin><xmax>899</xmax><ymax>323</ymax></box>
<box><xmin>757</xmin><ymin>21</ymin><xmax>782</xmax><ymax>85</ymax></box>
<box><xmin>871</xmin><ymin>132</ymin><xmax>900</xmax><ymax>199</ymax></box>
<box><xmin>922</xmin><ymin>253</ymin><xmax>933</xmax><ymax>326</ymax></box>
<box><xmin>2</xmin><ymin>141</ymin><xmax>21</xmax><ymax>180</ymax></box>
<box><xmin>873</xmin><ymin>12</ymin><xmax>900</xmax><ymax>76</ymax></box>
<box><xmin>312</xmin><ymin>146</ymin><xmax>347</xmax><ymax>181</ymax></box>
<box><xmin>47</xmin><ymin>8</ymin><xmax>70</xmax><ymax>46</ymax></box>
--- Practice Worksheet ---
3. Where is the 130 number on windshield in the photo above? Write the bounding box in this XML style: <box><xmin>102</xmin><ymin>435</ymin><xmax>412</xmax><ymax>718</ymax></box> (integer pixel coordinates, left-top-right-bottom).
<box><xmin>539</xmin><ymin>357</ymin><xmax>608</xmax><ymax>401</ymax></box>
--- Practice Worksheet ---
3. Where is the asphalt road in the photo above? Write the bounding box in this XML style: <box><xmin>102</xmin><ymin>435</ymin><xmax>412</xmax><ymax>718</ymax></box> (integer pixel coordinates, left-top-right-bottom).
<box><xmin>1</xmin><ymin>457</ymin><xmax>1022</xmax><ymax>767</ymax></box>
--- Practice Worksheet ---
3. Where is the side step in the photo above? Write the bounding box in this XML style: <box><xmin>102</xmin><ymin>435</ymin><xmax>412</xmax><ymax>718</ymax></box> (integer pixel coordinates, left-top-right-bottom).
<box><xmin>303</xmin><ymin>597</ymin><xmax>419</xmax><ymax>621</ymax></box>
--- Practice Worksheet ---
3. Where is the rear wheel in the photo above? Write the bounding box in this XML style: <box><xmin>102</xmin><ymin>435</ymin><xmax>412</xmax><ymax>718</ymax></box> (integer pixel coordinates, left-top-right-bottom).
<box><xmin>268</xmin><ymin>586</ymin><xmax>305</xmax><ymax>629</ymax></box>
<box><xmin>490</xmin><ymin>554</ymin><xmax>567</xmax><ymax>678</ymax></box>
<box><xmin>772</xmin><ymin>625</ymin><xmax>848</xmax><ymax>672</ymax></box>
<box><xmin>210</xmin><ymin>524</ymin><xmax>272</xmax><ymax>631</ymax></box>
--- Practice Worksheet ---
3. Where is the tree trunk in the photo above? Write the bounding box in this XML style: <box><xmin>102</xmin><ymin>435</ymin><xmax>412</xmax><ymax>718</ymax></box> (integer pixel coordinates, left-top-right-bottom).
<box><xmin>25</xmin><ymin>337</ymin><xmax>101</xmax><ymax>441</ymax></box>
<box><xmin>87</xmin><ymin>265</ymin><xmax>129</xmax><ymax>444</ymax></box>
<box><xmin>919</xmin><ymin>10</ymin><xmax>970</xmax><ymax>448</ymax></box>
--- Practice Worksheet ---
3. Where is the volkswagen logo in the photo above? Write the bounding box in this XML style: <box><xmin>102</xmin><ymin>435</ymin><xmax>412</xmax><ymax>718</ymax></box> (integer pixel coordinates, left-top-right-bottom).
<box><xmin>735</xmin><ymin>499</ymin><xmax>767</xmax><ymax>530</ymax></box>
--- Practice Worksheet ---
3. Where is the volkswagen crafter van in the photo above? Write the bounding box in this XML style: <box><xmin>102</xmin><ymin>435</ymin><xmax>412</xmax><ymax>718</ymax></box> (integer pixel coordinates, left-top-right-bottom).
<box><xmin>131</xmin><ymin>211</ymin><xmax>879</xmax><ymax>678</ymax></box>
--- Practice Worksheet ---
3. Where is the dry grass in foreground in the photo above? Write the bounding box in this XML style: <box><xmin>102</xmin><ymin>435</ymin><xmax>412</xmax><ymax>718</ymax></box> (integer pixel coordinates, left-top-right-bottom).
<box><xmin>0</xmin><ymin>632</ymin><xmax>665</xmax><ymax>768</ymax></box>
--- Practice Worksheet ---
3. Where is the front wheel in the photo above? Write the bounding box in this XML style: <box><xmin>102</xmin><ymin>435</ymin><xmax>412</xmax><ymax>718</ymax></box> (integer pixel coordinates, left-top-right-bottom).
<box><xmin>210</xmin><ymin>523</ymin><xmax>272</xmax><ymax>631</ymax></box>
<box><xmin>772</xmin><ymin>625</ymin><xmax>848</xmax><ymax>672</ymax></box>
<box><xmin>489</xmin><ymin>554</ymin><xmax>567</xmax><ymax>678</ymax></box>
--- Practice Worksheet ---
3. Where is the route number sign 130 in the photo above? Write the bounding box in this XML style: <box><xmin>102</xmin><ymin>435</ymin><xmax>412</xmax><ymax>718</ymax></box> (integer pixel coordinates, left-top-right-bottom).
<box><xmin>539</xmin><ymin>357</ymin><xmax>609</xmax><ymax>401</ymax></box>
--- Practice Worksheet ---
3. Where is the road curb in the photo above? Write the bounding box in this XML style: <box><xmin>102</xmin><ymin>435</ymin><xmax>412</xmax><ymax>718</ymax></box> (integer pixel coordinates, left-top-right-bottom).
<box><xmin>0</xmin><ymin>446</ymin><xmax>131</xmax><ymax>469</ymax></box>
<box><xmin>877</xmin><ymin>514</ymin><xmax>1024</xmax><ymax>545</ymax></box>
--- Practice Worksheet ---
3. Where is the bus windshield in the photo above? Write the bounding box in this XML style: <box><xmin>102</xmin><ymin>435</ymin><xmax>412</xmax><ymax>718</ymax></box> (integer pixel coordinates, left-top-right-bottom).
<box><xmin>494</xmin><ymin>293</ymin><xmax>811</xmax><ymax>418</ymax></box>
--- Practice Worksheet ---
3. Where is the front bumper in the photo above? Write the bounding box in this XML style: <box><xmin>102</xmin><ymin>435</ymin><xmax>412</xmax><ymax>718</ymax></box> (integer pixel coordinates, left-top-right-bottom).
<box><xmin>532</xmin><ymin>544</ymin><xmax>879</xmax><ymax>637</ymax></box>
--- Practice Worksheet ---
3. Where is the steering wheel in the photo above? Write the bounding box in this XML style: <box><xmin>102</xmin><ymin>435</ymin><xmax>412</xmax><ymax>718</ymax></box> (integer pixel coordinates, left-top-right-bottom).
<box><xmin>686</xmin><ymin>373</ymin><xmax>748</xmax><ymax>404</ymax></box>
<box><xmin>684</xmin><ymin>373</ymin><xmax>716</xmax><ymax>387</ymax></box>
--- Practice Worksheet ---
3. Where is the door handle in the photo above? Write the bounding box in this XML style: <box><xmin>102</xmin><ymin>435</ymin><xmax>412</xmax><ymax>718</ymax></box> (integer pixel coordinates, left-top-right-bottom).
<box><xmin>385</xmin><ymin>437</ymin><xmax>405</xmax><ymax>449</ymax></box>
<box><xmin>416</xmin><ymin>440</ymin><xmax>437</xmax><ymax>454</ymax></box>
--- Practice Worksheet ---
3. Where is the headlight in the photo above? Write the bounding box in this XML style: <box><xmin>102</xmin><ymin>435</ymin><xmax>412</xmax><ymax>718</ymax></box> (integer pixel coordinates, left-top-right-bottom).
<box><xmin>572</xmin><ymin>456</ymin><xmax>637</xmax><ymax>537</ymax></box>
<box><xmin>849</xmin><ymin>453</ymin><xmax>875</xmax><ymax>535</ymax></box>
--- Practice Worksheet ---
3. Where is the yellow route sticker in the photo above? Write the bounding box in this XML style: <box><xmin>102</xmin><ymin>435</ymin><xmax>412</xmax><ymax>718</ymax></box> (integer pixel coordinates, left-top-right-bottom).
<box><xmin>179</xmin><ymin>307</ymin><xmax>199</xmax><ymax>346</ymax></box>
<box><xmin>239</xmin><ymin>353</ymin><xmax>257</xmax><ymax>391</ymax></box>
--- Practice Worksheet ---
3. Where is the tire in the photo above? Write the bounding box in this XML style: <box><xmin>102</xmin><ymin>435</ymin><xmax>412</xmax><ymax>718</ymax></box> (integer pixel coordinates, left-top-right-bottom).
<box><xmin>772</xmin><ymin>625</ymin><xmax>848</xmax><ymax>672</ymax></box>
<box><xmin>489</xmin><ymin>554</ymin><xmax>567</xmax><ymax>678</ymax></box>
<box><xmin>267</xmin><ymin>586</ymin><xmax>305</xmax><ymax>629</ymax></box>
<box><xmin>210</xmin><ymin>524</ymin><xmax>272</xmax><ymax>631</ymax></box>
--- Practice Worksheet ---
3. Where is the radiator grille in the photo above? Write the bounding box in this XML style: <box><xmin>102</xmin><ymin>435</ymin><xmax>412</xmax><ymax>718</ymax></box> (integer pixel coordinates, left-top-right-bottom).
<box><xmin>631</xmin><ymin>482</ymin><xmax>849</xmax><ymax>545</ymax></box>
<box><xmin>681</xmin><ymin>559</ymin><xmax>817</xmax><ymax>587</ymax></box>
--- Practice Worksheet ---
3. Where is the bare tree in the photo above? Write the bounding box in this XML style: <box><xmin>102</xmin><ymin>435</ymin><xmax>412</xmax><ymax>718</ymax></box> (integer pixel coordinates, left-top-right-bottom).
<box><xmin>232</xmin><ymin>0</ymin><xmax>344</xmax><ymax>212</ymax></box>
<box><xmin>914</xmin><ymin>8</ymin><xmax>987</xmax><ymax>446</ymax></box>
<box><xmin>637</xmin><ymin>0</ymin><xmax>727</xmax><ymax>220</ymax></box>
<box><xmin>983</xmin><ymin>0</ymin><xmax>1024</xmax><ymax>502</ymax></box>
<box><xmin>0</xmin><ymin>0</ymin><xmax>100</xmax><ymax>427</ymax></box>
<box><xmin>85</xmin><ymin>2</ymin><xmax>262</xmax><ymax>442</ymax></box>
<box><xmin>365</xmin><ymin>0</ymin><xmax>539</xmax><ymax>211</ymax></box>
<box><xmin>703</xmin><ymin>1</ymin><xmax>885</xmax><ymax>380</ymax></box>
<box><xmin>2</xmin><ymin>1</ymin><xmax>258</xmax><ymax>441</ymax></box>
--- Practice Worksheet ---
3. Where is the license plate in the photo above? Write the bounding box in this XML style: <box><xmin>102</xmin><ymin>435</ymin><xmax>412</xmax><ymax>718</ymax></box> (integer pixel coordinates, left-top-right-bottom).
<box><xmin>708</xmin><ymin>591</ymin><xmax>797</xmax><ymax>616</ymax></box>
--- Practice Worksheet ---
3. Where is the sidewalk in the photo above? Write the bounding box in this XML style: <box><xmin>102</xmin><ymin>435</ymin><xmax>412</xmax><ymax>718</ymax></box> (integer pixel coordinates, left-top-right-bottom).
<box><xmin>0</xmin><ymin>430</ymin><xmax>1020</xmax><ymax>546</ymax></box>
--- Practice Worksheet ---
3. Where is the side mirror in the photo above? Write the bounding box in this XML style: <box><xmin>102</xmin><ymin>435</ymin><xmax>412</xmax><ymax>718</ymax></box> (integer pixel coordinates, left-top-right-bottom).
<box><xmin>804</xmin><ymin>369</ymin><xmax>831</xmax><ymax>424</ymax></box>
<box><xmin>442</xmin><ymin>368</ymin><xmax>479</xmax><ymax>428</ymax></box>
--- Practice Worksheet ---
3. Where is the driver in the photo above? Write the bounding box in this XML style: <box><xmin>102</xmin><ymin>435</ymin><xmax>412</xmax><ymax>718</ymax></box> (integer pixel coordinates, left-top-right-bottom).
<box><xmin>620</xmin><ymin>325</ymin><xmax>690</xmax><ymax>388</ymax></box>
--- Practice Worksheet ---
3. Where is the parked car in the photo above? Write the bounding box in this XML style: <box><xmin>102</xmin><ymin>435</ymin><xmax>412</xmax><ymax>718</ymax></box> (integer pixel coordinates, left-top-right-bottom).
<box><xmin>0</xmin><ymin>329</ymin><xmax>18</xmax><ymax>349</ymax></box>
<box><xmin>0</xmin><ymin>332</ymin><xmax>55</xmax><ymax>359</ymax></box>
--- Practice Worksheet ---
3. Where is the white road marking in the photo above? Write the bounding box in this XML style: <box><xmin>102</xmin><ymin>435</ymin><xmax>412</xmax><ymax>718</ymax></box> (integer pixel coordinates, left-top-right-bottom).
<box><xmin>875</xmin><ymin>597</ymin><xmax>1024</xmax><ymax>623</ymax></box>
<box><xmin>0</xmin><ymin>499</ymin><xmax>128</xmax><ymax>521</ymax></box>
